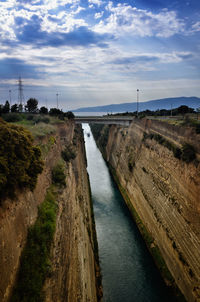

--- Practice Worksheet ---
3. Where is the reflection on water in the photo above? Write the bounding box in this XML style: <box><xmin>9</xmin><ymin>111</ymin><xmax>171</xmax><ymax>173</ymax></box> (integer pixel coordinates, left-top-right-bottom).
<box><xmin>82</xmin><ymin>123</ymin><xmax>177</xmax><ymax>302</ymax></box>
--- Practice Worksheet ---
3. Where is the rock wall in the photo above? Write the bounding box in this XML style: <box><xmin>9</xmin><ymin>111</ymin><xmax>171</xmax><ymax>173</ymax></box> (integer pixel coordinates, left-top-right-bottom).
<box><xmin>93</xmin><ymin>118</ymin><xmax>200</xmax><ymax>302</ymax></box>
<box><xmin>0</xmin><ymin>121</ymin><xmax>100</xmax><ymax>302</ymax></box>
<box><xmin>43</xmin><ymin>125</ymin><xmax>101</xmax><ymax>302</ymax></box>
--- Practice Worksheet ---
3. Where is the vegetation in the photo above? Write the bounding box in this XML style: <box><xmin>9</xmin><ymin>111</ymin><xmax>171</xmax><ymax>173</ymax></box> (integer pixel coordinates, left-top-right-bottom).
<box><xmin>181</xmin><ymin>143</ymin><xmax>196</xmax><ymax>163</ymax></box>
<box><xmin>0</xmin><ymin>118</ymin><xmax>43</xmax><ymax>200</ymax></box>
<box><xmin>39</xmin><ymin>106</ymin><xmax>48</xmax><ymax>115</ymax></box>
<box><xmin>180</xmin><ymin>117</ymin><xmax>200</xmax><ymax>134</ymax></box>
<box><xmin>19</xmin><ymin>122</ymin><xmax>56</xmax><ymax>139</ymax></box>
<box><xmin>51</xmin><ymin>163</ymin><xmax>66</xmax><ymax>187</ymax></box>
<box><xmin>38</xmin><ymin>136</ymin><xmax>56</xmax><ymax>159</ymax></box>
<box><xmin>25</xmin><ymin>98</ymin><xmax>38</xmax><ymax>113</ymax></box>
<box><xmin>61</xmin><ymin>144</ymin><xmax>76</xmax><ymax>162</ymax></box>
<box><xmin>2</xmin><ymin>113</ymin><xmax>23</xmax><ymax>123</ymax></box>
<box><xmin>10</xmin><ymin>187</ymin><xmax>58</xmax><ymax>302</ymax></box>
<box><xmin>49</xmin><ymin>108</ymin><xmax>63</xmax><ymax>116</ymax></box>
<box><xmin>0</xmin><ymin>114</ymin><xmax>56</xmax><ymax>139</ymax></box>
<box><xmin>108</xmin><ymin>105</ymin><xmax>196</xmax><ymax>118</ymax></box>
<box><xmin>65</xmin><ymin>111</ymin><xmax>75</xmax><ymax>119</ymax></box>
<box><xmin>143</xmin><ymin>132</ymin><xmax>197</xmax><ymax>163</ymax></box>
<box><xmin>10</xmin><ymin>158</ymin><xmax>68</xmax><ymax>301</ymax></box>
<box><xmin>11</xmin><ymin>104</ymin><xmax>19</xmax><ymax>113</ymax></box>
<box><xmin>0</xmin><ymin>99</ymin><xmax>74</xmax><ymax>122</ymax></box>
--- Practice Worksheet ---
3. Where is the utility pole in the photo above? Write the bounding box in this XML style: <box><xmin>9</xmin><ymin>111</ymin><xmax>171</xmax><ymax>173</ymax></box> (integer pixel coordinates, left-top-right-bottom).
<box><xmin>137</xmin><ymin>89</ymin><xmax>139</xmax><ymax>117</ymax></box>
<box><xmin>9</xmin><ymin>90</ymin><xmax>12</xmax><ymax>108</ymax></box>
<box><xmin>171</xmin><ymin>103</ymin><xmax>173</xmax><ymax>117</ymax></box>
<box><xmin>56</xmin><ymin>93</ymin><xmax>60</xmax><ymax>109</ymax></box>
<box><xmin>18</xmin><ymin>76</ymin><xmax>24</xmax><ymax>112</ymax></box>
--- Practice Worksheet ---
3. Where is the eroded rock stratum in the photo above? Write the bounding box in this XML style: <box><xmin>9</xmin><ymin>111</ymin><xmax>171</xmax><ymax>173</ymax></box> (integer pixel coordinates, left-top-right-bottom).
<box><xmin>91</xmin><ymin>118</ymin><xmax>200</xmax><ymax>302</ymax></box>
<box><xmin>0</xmin><ymin>121</ymin><xmax>101</xmax><ymax>302</ymax></box>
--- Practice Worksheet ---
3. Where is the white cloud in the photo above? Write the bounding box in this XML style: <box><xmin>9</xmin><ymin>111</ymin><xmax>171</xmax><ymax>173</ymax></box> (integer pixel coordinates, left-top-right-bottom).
<box><xmin>88</xmin><ymin>0</ymin><xmax>103</xmax><ymax>7</ymax></box>
<box><xmin>94</xmin><ymin>2</ymin><xmax>185</xmax><ymax>38</ymax></box>
<box><xmin>94</xmin><ymin>11</ymin><xmax>104</xmax><ymax>19</ymax></box>
<box><xmin>0</xmin><ymin>0</ymin><xmax>87</xmax><ymax>41</ymax></box>
<box><xmin>191</xmin><ymin>21</ymin><xmax>200</xmax><ymax>32</ymax></box>
<box><xmin>41</xmin><ymin>11</ymin><xmax>87</xmax><ymax>33</ymax></box>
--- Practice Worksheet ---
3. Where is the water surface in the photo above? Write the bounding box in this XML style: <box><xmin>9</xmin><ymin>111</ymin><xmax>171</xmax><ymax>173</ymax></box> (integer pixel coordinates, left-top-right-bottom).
<box><xmin>83</xmin><ymin>123</ymin><xmax>177</xmax><ymax>302</ymax></box>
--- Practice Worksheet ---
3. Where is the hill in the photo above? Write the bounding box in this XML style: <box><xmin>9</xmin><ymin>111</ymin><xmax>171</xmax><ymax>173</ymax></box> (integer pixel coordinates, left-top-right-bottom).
<box><xmin>73</xmin><ymin>97</ymin><xmax>200</xmax><ymax>113</ymax></box>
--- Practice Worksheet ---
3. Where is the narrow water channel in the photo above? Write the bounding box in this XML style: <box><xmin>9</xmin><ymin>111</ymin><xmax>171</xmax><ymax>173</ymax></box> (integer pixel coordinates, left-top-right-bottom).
<box><xmin>82</xmin><ymin>123</ymin><xmax>177</xmax><ymax>302</ymax></box>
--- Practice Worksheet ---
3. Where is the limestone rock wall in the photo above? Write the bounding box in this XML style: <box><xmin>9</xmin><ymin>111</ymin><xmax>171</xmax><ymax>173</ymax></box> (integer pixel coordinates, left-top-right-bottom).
<box><xmin>96</xmin><ymin>118</ymin><xmax>200</xmax><ymax>302</ymax></box>
<box><xmin>44</xmin><ymin>125</ymin><xmax>100</xmax><ymax>302</ymax></box>
<box><xmin>0</xmin><ymin>122</ymin><xmax>99</xmax><ymax>302</ymax></box>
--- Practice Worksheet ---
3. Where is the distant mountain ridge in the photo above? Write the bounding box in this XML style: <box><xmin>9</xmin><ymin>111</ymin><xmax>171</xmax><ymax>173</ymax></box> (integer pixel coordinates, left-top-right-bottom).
<box><xmin>73</xmin><ymin>97</ymin><xmax>200</xmax><ymax>113</ymax></box>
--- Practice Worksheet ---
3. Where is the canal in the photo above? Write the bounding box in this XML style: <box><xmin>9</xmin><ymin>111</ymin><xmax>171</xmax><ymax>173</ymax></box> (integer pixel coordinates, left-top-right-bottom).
<box><xmin>82</xmin><ymin>123</ymin><xmax>177</xmax><ymax>302</ymax></box>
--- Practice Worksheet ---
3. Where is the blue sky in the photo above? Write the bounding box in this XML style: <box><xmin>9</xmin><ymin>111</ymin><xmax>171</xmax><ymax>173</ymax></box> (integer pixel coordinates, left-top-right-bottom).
<box><xmin>0</xmin><ymin>0</ymin><xmax>200</xmax><ymax>110</ymax></box>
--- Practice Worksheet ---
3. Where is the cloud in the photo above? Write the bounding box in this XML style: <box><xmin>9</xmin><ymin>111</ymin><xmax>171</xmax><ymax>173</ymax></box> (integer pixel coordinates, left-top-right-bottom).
<box><xmin>95</xmin><ymin>11</ymin><xmax>104</xmax><ymax>19</ymax></box>
<box><xmin>111</xmin><ymin>55</ymin><xmax>159</xmax><ymax>65</ymax></box>
<box><xmin>191</xmin><ymin>21</ymin><xmax>200</xmax><ymax>33</ymax></box>
<box><xmin>0</xmin><ymin>58</ymin><xmax>42</xmax><ymax>79</ymax></box>
<box><xmin>88</xmin><ymin>0</ymin><xmax>103</xmax><ymax>7</ymax></box>
<box><xmin>14</xmin><ymin>14</ymin><xmax>112</xmax><ymax>47</ymax></box>
<box><xmin>94</xmin><ymin>2</ymin><xmax>185</xmax><ymax>38</ymax></box>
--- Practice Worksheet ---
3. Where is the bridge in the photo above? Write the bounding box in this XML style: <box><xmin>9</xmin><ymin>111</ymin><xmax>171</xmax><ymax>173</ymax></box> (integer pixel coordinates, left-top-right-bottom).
<box><xmin>75</xmin><ymin>116</ymin><xmax>133</xmax><ymax>126</ymax></box>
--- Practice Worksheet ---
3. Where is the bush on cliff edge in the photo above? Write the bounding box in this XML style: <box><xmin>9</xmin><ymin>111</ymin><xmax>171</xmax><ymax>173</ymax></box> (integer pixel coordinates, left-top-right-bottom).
<box><xmin>0</xmin><ymin>118</ymin><xmax>43</xmax><ymax>200</ymax></box>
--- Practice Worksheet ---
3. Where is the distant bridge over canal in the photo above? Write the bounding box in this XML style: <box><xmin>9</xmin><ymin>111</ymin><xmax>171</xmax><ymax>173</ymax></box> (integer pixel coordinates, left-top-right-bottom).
<box><xmin>75</xmin><ymin>116</ymin><xmax>133</xmax><ymax>126</ymax></box>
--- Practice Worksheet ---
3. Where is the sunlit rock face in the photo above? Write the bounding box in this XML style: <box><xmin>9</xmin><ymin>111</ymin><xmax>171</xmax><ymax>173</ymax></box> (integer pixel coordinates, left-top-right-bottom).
<box><xmin>93</xmin><ymin>118</ymin><xmax>200</xmax><ymax>302</ymax></box>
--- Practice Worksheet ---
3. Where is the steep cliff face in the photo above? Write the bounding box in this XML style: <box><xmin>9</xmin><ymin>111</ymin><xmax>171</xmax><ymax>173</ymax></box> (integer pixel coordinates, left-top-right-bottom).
<box><xmin>0</xmin><ymin>121</ymin><xmax>100</xmax><ymax>302</ymax></box>
<box><xmin>44</xmin><ymin>125</ymin><xmax>101</xmax><ymax>302</ymax></box>
<box><xmin>92</xmin><ymin>118</ymin><xmax>200</xmax><ymax>302</ymax></box>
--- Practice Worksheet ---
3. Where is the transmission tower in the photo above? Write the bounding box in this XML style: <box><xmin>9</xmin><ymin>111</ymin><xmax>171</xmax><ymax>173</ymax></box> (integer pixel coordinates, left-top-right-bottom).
<box><xmin>56</xmin><ymin>93</ymin><xmax>60</xmax><ymax>109</ymax></box>
<box><xmin>137</xmin><ymin>89</ymin><xmax>139</xmax><ymax>117</ymax></box>
<box><xmin>18</xmin><ymin>76</ymin><xmax>25</xmax><ymax>112</ymax></box>
<box><xmin>9</xmin><ymin>90</ymin><xmax>12</xmax><ymax>107</ymax></box>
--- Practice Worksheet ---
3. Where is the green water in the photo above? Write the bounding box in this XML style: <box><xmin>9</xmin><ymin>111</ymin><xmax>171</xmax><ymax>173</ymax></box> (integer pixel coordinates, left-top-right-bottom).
<box><xmin>83</xmin><ymin>123</ymin><xmax>178</xmax><ymax>302</ymax></box>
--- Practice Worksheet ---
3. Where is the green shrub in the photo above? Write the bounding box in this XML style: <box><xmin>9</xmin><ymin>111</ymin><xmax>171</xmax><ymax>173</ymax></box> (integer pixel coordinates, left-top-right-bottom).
<box><xmin>0</xmin><ymin>118</ymin><xmax>43</xmax><ymax>200</ymax></box>
<box><xmin>51</xmin><ymin>163</ymin><xmax>66</xmax><ymax>186</ymax></box>
<box><xmin>195</xmin><ymin>123</ymin><xmax>200</xmax><ymax>134</ymax></box>
<box><xmin>173</xmin><ymin>147</ymin><xmax>182</xmax><ymax>159</ymax></box>
<box><xmin>10</xmin><ymin>188</ymin><xmax>57</xmax><ymax>302</ymax></box>
<box><xmin>26</xmin><ymin>114</ymin><xmax>34</xmax><ymax>121</ymax></box>
<box><xmin>2</xmin><ymin>113</ymin><xmax>23</xmax><ymax>122</ymax></box>
<box><xmin>61</xmin><ymin>144</ymin><xmax>76</xmax><ymax>162</ymax></box>
<box><xmin>143</xmin><ymin>131</ymin><xmax>196</xmax><ymax>164</ymax></box>
<box><xmin>181</xmin><ymin>143</ymin><xmax>196</xmax><ymax>163</ymax></box>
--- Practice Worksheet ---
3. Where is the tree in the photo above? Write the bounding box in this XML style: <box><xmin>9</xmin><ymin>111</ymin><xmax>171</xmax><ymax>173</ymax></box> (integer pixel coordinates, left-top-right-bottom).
<box><xmin>26</xmin><ymin>98</ymin><xmax>38</xmax><ymax>113</ymax></box>
<box><xmin>11</xmin><ymin>104</ymin><xmax>19</xmax><ymax>113</ymax></box>
<box><xmin>0</xmin><ymin>118</ymin><xmax>43</xmax><ymax>200</ymax></box>
<box><xmin>64</xmin><ymin>111</ymin><xmax>75</xmax><ymax>119</ymax></box>
<box><xmin>196</xmin><ymin>107</ymin><xmax>200</xmax><ymax>120</ymax></box>
<box><xmin>2</xmin><ymin>100</ymin><xmax>10</xmax><ymax>113</ymax></box>
<box><xmin>0</xmin><ymin>105</ymin><xmax>3</xmax><ymax>115</ymax></box>
<box><xmin>49</xmin><ymin>108</ymin><xmax>62</xmax><ymax>116</ymax></box>
<box><xmin>39</xmin><ymin>106</ymin><xmax>48</xmax><ymax>114</ymax></box>
<box><xmin>177</xmin><ymin>105</ymin><xmax>194</xmax><ymax>116</ymax></box>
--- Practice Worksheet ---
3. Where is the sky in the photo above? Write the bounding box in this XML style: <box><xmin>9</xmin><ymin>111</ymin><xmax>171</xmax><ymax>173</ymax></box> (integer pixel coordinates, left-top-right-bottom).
<box><xmin>0</xmin><ymin>0</ymin><xmax>200</xmax><ymax>110</ymax></box>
